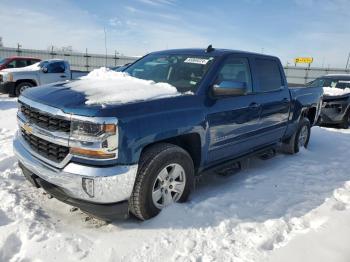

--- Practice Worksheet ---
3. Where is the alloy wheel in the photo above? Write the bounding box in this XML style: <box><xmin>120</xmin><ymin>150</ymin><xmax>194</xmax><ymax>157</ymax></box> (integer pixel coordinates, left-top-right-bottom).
<box><xmin>152</xmin><ymin>163</ymin><xmax>186</xmax><ymax>209</ymax></box>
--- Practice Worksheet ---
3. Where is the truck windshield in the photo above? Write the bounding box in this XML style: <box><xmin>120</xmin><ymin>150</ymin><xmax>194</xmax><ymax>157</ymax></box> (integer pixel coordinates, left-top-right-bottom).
<box><xmin>307</xmin><ymin>78</ymin><xmax>350</xmax><ymax>89</ymax></box>
<box><xmin>0</xmin><ymin>58</ymin><xmax>8</xmax><ymax>66</ymax></box>
<box><xmin>38</xmin><ymin>61</ymin><xmax>49</xmax><ymax>68</ymax></box>
<box><xmin>124</xmin><ymin>54</ymin><xmax>215</xmax><ymax>93</ymax></box>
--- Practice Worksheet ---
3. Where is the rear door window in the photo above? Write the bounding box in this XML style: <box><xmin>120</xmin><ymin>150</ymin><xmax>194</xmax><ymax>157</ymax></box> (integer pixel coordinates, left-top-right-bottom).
<box><xmin>256</xmin><ymin>59</ymin><xmax>284</xmax><ymax>92</ymax></box>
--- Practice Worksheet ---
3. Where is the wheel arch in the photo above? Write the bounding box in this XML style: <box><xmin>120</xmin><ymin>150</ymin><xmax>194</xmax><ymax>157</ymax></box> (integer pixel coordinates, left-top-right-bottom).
<box><xmin>301</xmin><ymin>106</ymin><xmax>317</xmax><ymax>126</ymax></box>
<box><xmin>15</xmin><ymin>79</ymin><xmax>38</xmax><ymax>87</ymax></box>
<box><xmin>140</xmin><ymin>133</ymin><xmax>202</xmax><ymax>173</ymax></box>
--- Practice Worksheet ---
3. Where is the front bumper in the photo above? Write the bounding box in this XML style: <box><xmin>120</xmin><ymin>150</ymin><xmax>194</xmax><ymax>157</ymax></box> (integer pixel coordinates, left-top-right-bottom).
<box><xmin>20</xmin><ymin>162</ymin><xmax>130</xmax><ymax>221</ymax></box>
<box><xmin>0</xmin><ymin>82</ymin><xmax>15</xmax><ymax>95</ymax></box>
<box><xmin>13</xmin><ymin>132</ymin><xmax>138</xmax><ymax>219</ymax></box>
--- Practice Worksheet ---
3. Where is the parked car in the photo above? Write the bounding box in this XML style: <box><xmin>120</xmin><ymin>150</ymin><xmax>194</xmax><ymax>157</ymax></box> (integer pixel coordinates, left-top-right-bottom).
<box><xmin>0</xmin><ymin>56</ymin><xmax>41</xmax><ymax>71</ymax></box>
<box><xmin>0</xmin><ymin>59</ymin><xmax>88</xmax><ymax>97</ymax></box>
<box><xmin>13</xmin><ymin>48</ymin><xmax>323</xmax><ymax>221</ymax></box>
<box><xmin>306</xmin><ymin>74</ymin><xmax>350</xmax><ymax>128</ymax></box>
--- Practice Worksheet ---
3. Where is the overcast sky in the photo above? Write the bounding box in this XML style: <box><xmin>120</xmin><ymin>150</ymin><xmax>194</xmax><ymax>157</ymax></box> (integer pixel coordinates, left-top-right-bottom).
<box><xmin>0</xmin><ymin>0</ymin><xmax>349</xmax><ymax>68</ymax></box>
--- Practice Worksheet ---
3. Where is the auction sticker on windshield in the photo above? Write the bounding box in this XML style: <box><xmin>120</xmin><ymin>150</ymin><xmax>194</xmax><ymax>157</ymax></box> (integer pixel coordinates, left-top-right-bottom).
<box><xmin>184</xmin><ymin>58</ymin><xmax>210</xmax><ymax>65</ymax></box>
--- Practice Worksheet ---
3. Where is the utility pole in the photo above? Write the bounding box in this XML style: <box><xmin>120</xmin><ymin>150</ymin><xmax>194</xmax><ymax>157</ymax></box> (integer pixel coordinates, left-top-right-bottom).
<box><xmin>346</xmin><ymin>52</ymin><xmax>350</xmax><ymax>70</ymax></box>
<box><xmin>17</xmin><ymin>43</ymin><xmax>22</xmax><ymax>56</ymax></box>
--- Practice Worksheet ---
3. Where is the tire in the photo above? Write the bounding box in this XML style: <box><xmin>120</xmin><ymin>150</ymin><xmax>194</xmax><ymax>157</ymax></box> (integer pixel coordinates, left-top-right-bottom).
<box><xmin>15</xmin><ymin>82</ymin><xmax>34</xmax><ymax>97</ymax></box>
<box><xmin>282</xmin><ymin>117</ymin><xmax>311</xmax><ymax>154</ymax></box>
<box><xmin>129</xmin><ymin>143</ymin><xmax>194</xmax><ymax>220</ymax></box>
<box><xmin>340</xmin><ymin>110</ymin><xmax>350</xmax><ymax>129</ymax></box>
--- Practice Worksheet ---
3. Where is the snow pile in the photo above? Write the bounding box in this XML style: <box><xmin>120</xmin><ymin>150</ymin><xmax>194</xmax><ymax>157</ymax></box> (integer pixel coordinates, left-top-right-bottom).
<box><xmin>2</xmin><ymin>94</ymin><xmax>350</xmax><ymax>261</ymax></box>
<box><xmin>66</xmin><ymin>67</ymin><xmax>180</xmax><ymax>105</ymax></box>
<box><xmin>323</xmin><ymin>86</ymin><xmax>350</xmax><ymax>96</ymax></box>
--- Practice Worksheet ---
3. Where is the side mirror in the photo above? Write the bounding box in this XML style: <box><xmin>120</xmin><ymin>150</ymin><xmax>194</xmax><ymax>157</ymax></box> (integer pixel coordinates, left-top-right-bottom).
<box><xmin>42</xmin><ymin>67</ymin><xmax>48</xmax><ymax>73</ymax></box>
<box><xmin>212</xmin><ymin>81</ymin><xmax>247</xmax><ymax>97</ymax></box>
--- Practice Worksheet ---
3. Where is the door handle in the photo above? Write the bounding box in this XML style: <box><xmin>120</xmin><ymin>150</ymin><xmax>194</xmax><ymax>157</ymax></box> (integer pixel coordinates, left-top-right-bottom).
<box><xmin>282</xmin><ymin>98</ymin><xmax>289</xmax><ymax>104</ymax></box>
<box><xmin>60</xmin><ymin>75</ymin><xmax>67</xmax><ymax>78</ymax></box>
<box><xmin>249</xmin><ymin>102</ymin><xmax>260</xmax><ymax>108</ymax></box>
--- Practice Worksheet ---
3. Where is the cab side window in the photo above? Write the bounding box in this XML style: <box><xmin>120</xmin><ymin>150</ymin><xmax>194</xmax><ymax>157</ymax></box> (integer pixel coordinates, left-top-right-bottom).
<box><xmin>256</xmin><ymin>59</ymin><xmax>283</xmax><ymax>92</ymax></box>
<box><xmin>15</xmin><ymin>59</ymin><xmax>26</xmax><ymax>68</ymax></box>
<box><xmin>26</xmin><ymin>59</ymin><xmax>38</xmax><ymax>66</ymax></box>
<box><xmin>6</xmin><ymin>60</ymin><xmax>16</xmax><ymax>68</ymax></box>
<box><xmin>217</xmin><ymin>57</ymin><xmax>252</xmax><ymax>92</ymax></box>
<box><xmin>47</xmin><ymin>62</ymin><xmax>66</xmax><ymax>73</ymax></box>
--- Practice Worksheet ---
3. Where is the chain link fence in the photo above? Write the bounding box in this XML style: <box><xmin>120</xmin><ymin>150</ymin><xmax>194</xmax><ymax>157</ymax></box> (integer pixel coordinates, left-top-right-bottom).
<box><xmin>0</xmin><ymin>47</ymin><xmax>138</xmax><ymax>71</ymax></box>
<box><xmin>1</xmin><ymin>46</ymin><xmax>350</xmax><ymax>83</ymax></box>
<box><xmin>284</xmin><ymin>66</ymin><xmax>350</xmax><ymax>85</ymax></box>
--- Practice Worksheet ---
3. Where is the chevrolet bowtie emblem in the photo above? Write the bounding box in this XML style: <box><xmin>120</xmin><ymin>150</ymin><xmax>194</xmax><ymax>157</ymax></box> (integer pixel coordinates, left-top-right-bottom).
<box><xmin>23</xmin><ymin>123</ymin><xmax>33</xmax><ymax>134</ymax></box>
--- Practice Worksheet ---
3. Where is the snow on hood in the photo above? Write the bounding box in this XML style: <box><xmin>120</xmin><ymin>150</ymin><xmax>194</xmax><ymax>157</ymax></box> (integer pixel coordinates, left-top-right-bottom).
<box><xmin>323</xmin><ymin>86</ymin><xmax>350</xmax><ymax>96</ymax></box>
<box><xmin>65</xmin><ymin>67</ymin><xmax>181</xmax><ymax>105</ymax></box>
<box><xmin>1</xmin><ymin>62</ymin><xmax>41</xmax><ymax>73</ymax></box>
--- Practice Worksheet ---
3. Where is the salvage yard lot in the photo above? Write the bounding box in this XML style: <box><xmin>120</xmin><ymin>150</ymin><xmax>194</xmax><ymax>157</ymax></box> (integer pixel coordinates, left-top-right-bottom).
<box><xmin>1</xmin><ymin>94</ymin><xmax>350</xmax><ymax>262</ymax></box>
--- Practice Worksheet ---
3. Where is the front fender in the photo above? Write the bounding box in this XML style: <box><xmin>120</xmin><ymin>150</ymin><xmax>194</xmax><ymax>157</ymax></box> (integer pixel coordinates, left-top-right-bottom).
<box><xmin>117</xmin><ymin>108</ymin><xmax>207</xmax><ymax>164</ymax></box>
<box><xmin>13</xmin><ymin>72</ymin><xmax>39</xmax><ymax>85</ymax></box>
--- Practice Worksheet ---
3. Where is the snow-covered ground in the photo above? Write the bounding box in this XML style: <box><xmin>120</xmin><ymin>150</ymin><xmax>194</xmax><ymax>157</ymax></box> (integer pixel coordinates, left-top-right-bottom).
<box><xmin>1</xmin><ymin>94</ymin><xmax>350</xmax><ymax>262</ymax></box>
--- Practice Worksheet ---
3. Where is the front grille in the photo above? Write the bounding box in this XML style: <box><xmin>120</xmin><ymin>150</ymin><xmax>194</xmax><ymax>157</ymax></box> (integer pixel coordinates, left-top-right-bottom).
<box><xmin>20</xmin><ymin>103</ymin><xmax>71</xmax><ymax>133</ymax></box>
<box><xmin>21</xmin><ymin>128</ymin><xmax>69</xmax><ymax>163</ymax></box>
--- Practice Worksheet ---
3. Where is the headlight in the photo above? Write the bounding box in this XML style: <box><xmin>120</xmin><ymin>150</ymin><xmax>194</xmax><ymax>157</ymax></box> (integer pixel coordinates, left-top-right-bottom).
<box><xmin>70</xmin><ymin>120</ymin><xmax>118</xmax><ymax>159</ymax></box>
<box><xmin>71</xmin><ymin>121</ymin><xmax>116</xmax><ymax>141</ymax></box>
<box><xmin>2</xmin><ymin>73</ymin><xmax>13</xmax><ymax>82</ymax></box>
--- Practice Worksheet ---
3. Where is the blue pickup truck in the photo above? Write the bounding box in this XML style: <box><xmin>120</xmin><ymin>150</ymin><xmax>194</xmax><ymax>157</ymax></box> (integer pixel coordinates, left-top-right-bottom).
<box><xmin>13</xmin><ymin>47</ymin><xmax>323</xmax><ymax>221</ymax></box>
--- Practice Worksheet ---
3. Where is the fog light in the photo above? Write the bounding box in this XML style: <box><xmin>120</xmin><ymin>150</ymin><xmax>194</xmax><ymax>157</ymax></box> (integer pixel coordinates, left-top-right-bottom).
<box><xmin>82</xmin><ymin>178</ymin><xmax>94</xmax><ymax>198</ymax></box>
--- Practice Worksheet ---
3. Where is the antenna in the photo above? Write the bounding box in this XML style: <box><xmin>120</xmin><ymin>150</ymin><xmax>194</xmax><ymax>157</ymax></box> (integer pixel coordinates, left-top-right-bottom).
<box><xmin>206</xmin><ymin>44</ymin><xmax>215</xmax><ymax>53</ymax></box>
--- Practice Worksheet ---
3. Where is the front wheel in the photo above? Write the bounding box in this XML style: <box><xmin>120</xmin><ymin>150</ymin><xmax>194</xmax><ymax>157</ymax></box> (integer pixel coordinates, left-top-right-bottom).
<box><xmin>282</xmin><ymin>117</ymin><xmax>311</xmax><ymax>154</ymax></box>
<box><xmin>15</xmin><ymin>82</ymin><xmax>34</xmax><ymax>97</ymax></box>
<box><xmin>129</xmin><ymin>143</ymin><xmax>194</xmax><ymax>220</ymax></box>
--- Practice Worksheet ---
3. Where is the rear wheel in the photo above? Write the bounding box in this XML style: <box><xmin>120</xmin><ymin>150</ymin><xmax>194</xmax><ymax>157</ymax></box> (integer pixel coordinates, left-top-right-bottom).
<box><xmin>282</xmin><ymin>117</ymin><xmax>311</xmax><ymax>154</ymax></box>
<box><xmin>129</xmin><ymin>143</ymin><xmax>194</xmax><ymax>220</ymax></box>
<box><xmin>15</xmin><ymin>82</ymin><xmax>34</xmax><ymax>97</ymax></box>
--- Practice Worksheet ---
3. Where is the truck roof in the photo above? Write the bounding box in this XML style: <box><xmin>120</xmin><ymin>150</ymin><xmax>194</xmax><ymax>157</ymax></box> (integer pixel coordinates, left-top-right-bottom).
<box><xmin>150</xmin><ymin>48</ymin><xmax>278</xmax><ymax>60</ymax></box>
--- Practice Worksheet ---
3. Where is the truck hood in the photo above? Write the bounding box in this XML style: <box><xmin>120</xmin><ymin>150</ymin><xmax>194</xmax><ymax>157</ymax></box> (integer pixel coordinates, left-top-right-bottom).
<box><xmin>21</xmin><ymin>81</ymin><xmax>201</xmax><ymax>118</ymax></box>
<box><xmin>1</xmin><ymin>64</ymin><xmax>40</xmax><ymax>73</ymax></box>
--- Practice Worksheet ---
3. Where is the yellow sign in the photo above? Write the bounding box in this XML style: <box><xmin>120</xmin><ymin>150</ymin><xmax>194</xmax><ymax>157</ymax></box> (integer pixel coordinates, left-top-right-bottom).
<box><xmin>294</xmin><ymin>57</ymin><xmax>313</xmax><ymax>64</ymax></box>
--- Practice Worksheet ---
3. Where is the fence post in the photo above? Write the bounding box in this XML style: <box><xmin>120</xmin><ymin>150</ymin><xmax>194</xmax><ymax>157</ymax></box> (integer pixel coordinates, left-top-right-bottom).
<box><xmin>16</xmin><ymin>43</ymin><xmax>22</xmax><ymax>56</ymax></box>
<box><xmin>50</xmin><ymin>46</ymin><xmax>56</xmax><ymax>59</ymax></box>
<box><xmin>84</xmin><ymin>48</ymin><xmax>90</xmax><ymax>72</ymax></box>
<box><xmin>114</xmin><ymin>50</ymin><xmax>120</xmax><ymax>67</ymax></box>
